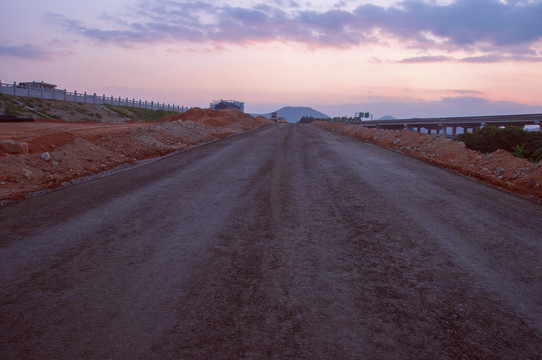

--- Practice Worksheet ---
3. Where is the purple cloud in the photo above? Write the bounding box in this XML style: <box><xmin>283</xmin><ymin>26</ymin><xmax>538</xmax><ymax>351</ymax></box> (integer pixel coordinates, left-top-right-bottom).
<box><xmin>446</xmin><ymin>90</ymin><xmax>484</xmax><ymax>96</ymax></box>
<box><xmin>399</xmin><ymin>55</ymin><xmax>453</xmax><ymax>63</ymax></box>
<box><xmin>399</xmin><ymin>53</ymin><xmax>542</xmax><ymax>63</ymax></box>
<box><xmin>51</xmin><ymin>0</ymin><xmax>542</xmax><ymax>54</ymax></box>
<box><xmin>461</xmin><ymin>54</ymin><xmax>542</xmax><ymax>63</ymax></box>
<box><xmin>316</xmin><ymin>96</ymin><xmax>542</xmax><ymax>119</ymax></box>
<box><xmin>0</xmin><ymin>44</ymin><xmax>56</xmax><ymax>60</ymax></box>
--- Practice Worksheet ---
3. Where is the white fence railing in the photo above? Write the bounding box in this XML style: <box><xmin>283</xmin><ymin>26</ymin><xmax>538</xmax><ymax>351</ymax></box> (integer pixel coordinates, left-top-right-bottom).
<box><xmin>0</xmin><ymin>82</ymin><xmax>190</xmax><ymax>113</ymax></box>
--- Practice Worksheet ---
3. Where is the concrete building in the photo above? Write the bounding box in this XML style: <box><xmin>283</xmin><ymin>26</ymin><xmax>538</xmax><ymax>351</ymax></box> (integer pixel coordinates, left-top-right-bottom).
<box><xmin>18</xmin><ymin>81</ymin><xmax>57</xmax><ymax>90</ymax></box>
<box><xmin>210</xmin><ymin>99</ymin><xmax>244</xmax><ymax>112</ymax></box>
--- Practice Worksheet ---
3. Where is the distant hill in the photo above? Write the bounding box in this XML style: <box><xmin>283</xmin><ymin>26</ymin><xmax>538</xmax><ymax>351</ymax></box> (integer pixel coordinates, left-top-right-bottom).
<box><xmin>377</xmin><ymin>115</ymin><xmax>396</xmax><ymax>120</ymax></box>
<box><xmin>261</xmin><ymin>106</ymin><xmax>331</xmax><ymax>123</ymax></box>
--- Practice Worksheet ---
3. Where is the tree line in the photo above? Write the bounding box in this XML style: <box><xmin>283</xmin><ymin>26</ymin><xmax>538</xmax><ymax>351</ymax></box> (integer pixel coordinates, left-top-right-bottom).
<box><xmin>455</xmin><ymin>126</ymin><xmax>542</xmax><ymax>162</ymax></box>
<box><xmin>298</xmin><ymin>116</ymin><xmax>364</xmax><ymax>123</ymax></box>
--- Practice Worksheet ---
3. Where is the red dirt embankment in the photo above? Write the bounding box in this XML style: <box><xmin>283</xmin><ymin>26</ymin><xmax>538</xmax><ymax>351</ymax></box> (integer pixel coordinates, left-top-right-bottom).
<box><xmin>0</xmin><ymin>108</ymin><xmax>272</xmax><ymax>203</ymax></box>
<box><xmin>313</xmin><ymin>121</ymin><xmax>542</xmax><ymax>201</ymax></box>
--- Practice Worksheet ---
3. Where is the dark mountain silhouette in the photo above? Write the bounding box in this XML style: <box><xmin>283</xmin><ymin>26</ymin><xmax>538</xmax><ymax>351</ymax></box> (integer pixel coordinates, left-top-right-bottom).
<box><xmin>377</xmin><ymin>115</ymin><xmax>396</xmax><ymax>120</ymax></box>
<box><xmin>261</xmin><ymin>106</ymin><xmax>331</xmax><ymax>123</ymax></box>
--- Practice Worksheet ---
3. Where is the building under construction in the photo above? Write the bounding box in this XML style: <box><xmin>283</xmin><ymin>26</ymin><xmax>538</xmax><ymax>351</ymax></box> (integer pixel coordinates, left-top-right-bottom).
<box><xmin>210</xmin><ymin>99</ymin><xmax>244</xmax><ymax>112</ymax></box>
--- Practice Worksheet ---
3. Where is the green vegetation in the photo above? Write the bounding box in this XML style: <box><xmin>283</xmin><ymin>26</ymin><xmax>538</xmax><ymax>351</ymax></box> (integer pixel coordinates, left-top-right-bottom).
<box><xmin>1</xmin><ymin>94</ymin><xmax>25</xmax><ymax>116</ymax></box>
<box><xmin>103</xmin><ymin>105</ymin><xmax>131</xmax><ymax>118</ymax></box>
<box><xmin>75</xmin><ymin>107</ymin><xmax>91</xmax><ymax>115</ymax></box>
<box><xmin>104</xmin><ymin>105</ymin><xmax>179</xmax><ymax>122</ymax></box>
<box><xmin>298</xmin><ymin>116</ymin><xmax>364</xmax><ymax>123</ymax></box>
<box><xmin>511</xmin><ymin>144</ymin><xmax>526</xmax><ymax>158</ymax></box>
<box><xmin>1</xmin><ymin>94</ymin><xmax>56</xmax><ymax>118</ymax></box>
<box><xmin>533</xmin><ymin>140</ymin><xmax>542</xmax><ymax>162</ymax></box>
<box><xmin>298</xmin><ymin>116</ymin><xmax>330</xmax><ymax>123</ymax></box>
<box><xmin>82</xmin><ymin>116</ymin><xmax>100</xmax><ymax>122</ymax></box>
<box><xmin>23</xmin><ymin>97</ymin><xmax>36</xmax><ymax>107</ymax></box>
<box><xmin>455</xmin><ymin>126</ymin><xmax>542</xmax><ymax>162</ymax></box>
<box><xmin>3</xmin><ymin>104</ymin><xmax>23</xmax><ymax>116</ymax></box>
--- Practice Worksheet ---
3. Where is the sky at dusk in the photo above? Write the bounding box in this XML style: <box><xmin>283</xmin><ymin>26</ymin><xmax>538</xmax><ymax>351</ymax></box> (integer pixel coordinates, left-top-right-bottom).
<box><xmin>1</xmin><ymin>0</ymin><xmax>542</xmax><ymax>119</ymax></box>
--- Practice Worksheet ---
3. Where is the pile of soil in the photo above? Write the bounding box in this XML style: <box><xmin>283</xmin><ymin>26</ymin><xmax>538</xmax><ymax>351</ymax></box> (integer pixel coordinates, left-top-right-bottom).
<box><xmin>0</xmin><ymin>108</ymin><xmax>272</xmax><ymax>203</ymax></box>
<box><xmin>313</xmin><ymin>121</ymin><xmax>542</xmax><ymax>201</ymax></box>
<box><xmin>164</xmin><ymin>108</ymin><xmax>270</xmax><ymax>130</ymax></box>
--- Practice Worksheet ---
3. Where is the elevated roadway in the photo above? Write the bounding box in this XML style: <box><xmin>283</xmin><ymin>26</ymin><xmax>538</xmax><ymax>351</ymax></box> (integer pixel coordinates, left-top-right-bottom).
<box><xmin>349</xmin><ymin>113</ymin><xmax>542</xmax><ymax>138</ymax></box>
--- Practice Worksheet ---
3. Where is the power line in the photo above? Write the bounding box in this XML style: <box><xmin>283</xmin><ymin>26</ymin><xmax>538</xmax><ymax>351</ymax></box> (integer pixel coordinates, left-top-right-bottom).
<box><xmin>0</xmin><ymin>71</ymin><xmax>14</xmax><ymax>83</ymax></box>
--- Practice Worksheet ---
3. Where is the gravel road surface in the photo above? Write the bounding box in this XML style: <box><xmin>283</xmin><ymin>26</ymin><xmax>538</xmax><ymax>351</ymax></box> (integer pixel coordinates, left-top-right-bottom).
<box><xmin>1</xmin><ymin>124</ymin><xmax>541</xmax><ymax>359</ymax></box>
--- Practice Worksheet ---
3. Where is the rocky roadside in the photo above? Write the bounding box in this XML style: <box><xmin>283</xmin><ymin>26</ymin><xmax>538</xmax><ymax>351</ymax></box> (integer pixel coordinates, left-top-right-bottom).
<box><xmin>0</xmin><ymin>108</ymin><xmax>272</xmax><ymax>204</ymax></box>
<box><xmin>313</xmin><ymin>121</ymin><xmax>542</xmax><ymax>202</ymax></box>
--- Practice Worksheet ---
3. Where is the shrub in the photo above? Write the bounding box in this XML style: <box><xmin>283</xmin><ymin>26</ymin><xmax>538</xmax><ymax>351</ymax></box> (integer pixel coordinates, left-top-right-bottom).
<box><xmin>511</xmin><ymin>144</ymin><xmax>526</xmax><ymax>158</ymax></box>
<box><xmin>455</xmin><ymin>126</ymin><xmax>542</xmax><ymax>162</ymax></box>
<box><xmin>533</xmin><ymin>140</ymin><xmax>542</xmax><ymax>163</ymax></box>
<box><xmin>75</xmin><ymin>107</ymin><xmax>90</xmax><ymax>115</ymax></box>
<box><xmin>4</xmin><ymin>104</ymin><xmax>22</xmax><ymax>116</ymax></box>
<box><xmin>104</xmin><ymin>105</ymin><xmax>177</xmax><ymax>121</ymax></box>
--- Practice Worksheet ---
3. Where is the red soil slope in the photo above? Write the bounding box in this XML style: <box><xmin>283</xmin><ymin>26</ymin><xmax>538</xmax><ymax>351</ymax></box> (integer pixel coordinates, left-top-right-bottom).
<box><xmin>0</xmin><ymin>108</ymin><xmax>272</xmax><ymax>203</ymax></box>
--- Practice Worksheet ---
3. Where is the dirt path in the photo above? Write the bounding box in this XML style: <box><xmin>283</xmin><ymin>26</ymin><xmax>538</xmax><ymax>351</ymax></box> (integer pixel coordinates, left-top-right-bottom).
<box><xmin>313</xmin><ymin>121</ymin><xmax>542</xmax><ymax>201</ymax></box>
<box><xmin>1</xmin><ymin>124</ymin><xmax>541</xmax><ymax>359</ymax></box>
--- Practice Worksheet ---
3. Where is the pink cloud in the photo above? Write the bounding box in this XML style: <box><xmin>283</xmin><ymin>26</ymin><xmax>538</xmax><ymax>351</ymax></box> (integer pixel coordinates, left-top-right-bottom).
<box><xmin>0</xmin><ymin>44</ymin><xmax>57</xmax><ymax>60</ymax></box>
<box><xmin>48</xmin><ymin>0</ymin><xmax>542</xmax><ymax>55</ymax></box>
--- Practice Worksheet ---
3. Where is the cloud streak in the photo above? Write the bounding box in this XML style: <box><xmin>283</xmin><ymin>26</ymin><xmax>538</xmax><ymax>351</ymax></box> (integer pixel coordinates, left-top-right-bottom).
<box><xmin>400</xmin><ymin>54</ymin><xmax>542</xmax><ymax>63</ymax></box>
<box><xmin>316</xmin><ymin>95</ymin><xmax>542</xmax><ymax>119</ymax></box>
<box><xmin>0</xmin><ymin>44</ymin><xmax>57</xmax><ymax>60</ymax></box>
<box><xmin>399</xmin><ymin>55</ymin><xmax>454</xmax><ymax>63</ymax></box>
<box><xmin>51</xmin><ymin>0</ymin><xmax>542</xmax><ymax>54</ymax></box>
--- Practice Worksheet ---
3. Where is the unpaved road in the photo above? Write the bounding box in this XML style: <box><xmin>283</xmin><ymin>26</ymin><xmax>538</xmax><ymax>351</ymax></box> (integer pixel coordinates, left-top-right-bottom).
<box><xmin>1</xmin><ymin>124</ymin><xmax>541</xmax><ymax>359</ymax></box>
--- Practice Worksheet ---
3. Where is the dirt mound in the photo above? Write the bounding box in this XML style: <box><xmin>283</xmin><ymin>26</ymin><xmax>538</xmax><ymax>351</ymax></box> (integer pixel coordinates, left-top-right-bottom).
<box><xmin>0</xmin><ymin>109</ymin><xmax>273</xmax><ymax>203</ymax></box>
<box><xmin>313</xmin><ymin>121</ymin><xmax>542</xmax><ymax>201</ymax></box>
<box><xmin>161</xmin><ymin>107</ymin><xmax>269</xmax><ymax>128</ymax></box>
